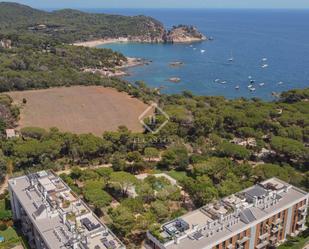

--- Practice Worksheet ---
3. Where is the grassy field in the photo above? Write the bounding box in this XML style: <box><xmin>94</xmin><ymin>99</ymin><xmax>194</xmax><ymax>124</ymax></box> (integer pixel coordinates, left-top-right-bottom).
<box><xmin>167</xmin><ymin>170</ymin><xmax>188</xmax><ymax>183</ymax></box>
<box><xmin>0</xmin><ymin>227</ymin><xmax>20</xmax><ymax>248</ymax></box>
<box><xmin>0</xmin><ymin>227</ymin><xmax>18</xmax><ymax>241</ymax></box>
<box><xmin>0</xmin><ymin>199</ymin><xmax>12</xmax><ymax>221</ymax></box>
<box><xmin>8</xmin><ymin>86</ymin><xmax>152</xmax><ymax>135</ymax></box>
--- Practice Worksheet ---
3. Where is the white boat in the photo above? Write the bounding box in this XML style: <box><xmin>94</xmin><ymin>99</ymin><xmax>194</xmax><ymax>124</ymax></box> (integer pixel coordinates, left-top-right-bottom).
<box><xmin>221</xmin><ymin>81</ymin><xmax>227</xmax><ymax>84</ymax></box>
<box><xmin>250</xmin><ymin>87</ymin><xmax>256</xmax><ymax>92</ymax></box>
<box><xmin>248</xmin><ymin>84</ymin><xmax>253</xmax><ymax>88</ymax></box>
<box><xmin>262</xmin><ymin>58</ymin><xmax>268</xmax><ymax>62</ymax></box>
<box><xmin>261</xmin><ymin>64</ymin><xmax>268</xmax><ymax>68</ymax></box>
<box><xmin>201</xmin><ymin>49</ymin><xmax>206</xmax><ymax>53</ymax></box>
<box><xmin>214</xmin><ymin>79</ymin><xmax>220</xmax><ymax>83</ymax></box>
<box><xmin>248</xmin><ymin>76</ymin><xmax>252</xmax><ymax>79</ymax></box>
<box><xmin>259</xmin><ymin>83</ymin><xmax>265</xmax><ymax>86</ymax></box>
<box><xmin>228</xmin><ymin>51</ymin><xmax>234</xmax><ymax>62</ymax></box>
<box><xmin>278</xmin><ymin>81</ymin><xmax>283</xmax><ymax>85</ymax></box>
<box><xmin>235</xmin><ymin>85</ymin><xmax>240</xmax><ymax>90</ymax></box>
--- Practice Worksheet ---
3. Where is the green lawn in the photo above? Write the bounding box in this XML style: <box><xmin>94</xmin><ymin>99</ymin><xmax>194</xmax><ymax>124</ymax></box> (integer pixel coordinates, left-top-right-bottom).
<box><xmin>147</xmin><ymin>170</ymin><xmax>188</xmax><ymax>183</ymax></box>
<box><xmin>167</xmin><ymin>170</ymin><xmax>188</xmax><ymax>183</ymax></box>
<box><xmin>0</xmin><ymin>227</ymin><xmax>18</xmax><ymax>241</ymax></box>
<box><xmin>0</xmin><ymin>200</ymin><xmax>5</xmax><ymax>211</ymax></box>
<box><xmin>0</xmin><ymin>227</ymin><xmax>20</xmax><ymax>248</ymax></box>
<box><xmin>0</xmin><ymin>199</ymin><xmax>12</xmax><ymax>221</ymax></box>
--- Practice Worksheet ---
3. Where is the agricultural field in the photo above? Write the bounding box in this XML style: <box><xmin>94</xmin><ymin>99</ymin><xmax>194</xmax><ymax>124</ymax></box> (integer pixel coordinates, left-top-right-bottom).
<box><xmin>8</xmin><ymin>86</ymin><xmax>152</xmax><ymax>135</ymax></box>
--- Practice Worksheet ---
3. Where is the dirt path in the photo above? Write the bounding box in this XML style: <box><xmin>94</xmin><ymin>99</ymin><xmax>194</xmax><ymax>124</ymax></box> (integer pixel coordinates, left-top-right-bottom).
<box><xmin>55</xmin><ymin>164</ymin><xmax>112</xmax><ymax>175</ymax></box>
<box><xmin>0</xmin><ymin>175</ymin><xmax>9</xmax><ymax>195</ymax></box>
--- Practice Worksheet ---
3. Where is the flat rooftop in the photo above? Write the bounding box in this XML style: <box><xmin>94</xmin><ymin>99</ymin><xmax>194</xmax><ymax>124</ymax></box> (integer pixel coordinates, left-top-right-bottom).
<box><xmin>152</xmin><ymin>178</ymin><xmax>308</xmax><ymax>249</ymax></box>
<box><xmin>9</xmin><ymin>171</ymin><xmax>125</xmax><ymax>249</ymax></box>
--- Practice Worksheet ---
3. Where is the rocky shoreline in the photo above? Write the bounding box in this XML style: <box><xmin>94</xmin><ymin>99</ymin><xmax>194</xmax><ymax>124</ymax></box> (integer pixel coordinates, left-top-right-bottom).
<box><xmin>74</xmin><ymin>25</ymin><xmax>207</xmax><ymax>78</ymax></box>
<box><xmin>83</xmin><ymin>57</ymin><xmax>148</xmax><ymax>78</ymax></box>
<box><xmin>74</xmin><ymin>25</ymin><xmax>207</xmax><ymax>47</ymax></box>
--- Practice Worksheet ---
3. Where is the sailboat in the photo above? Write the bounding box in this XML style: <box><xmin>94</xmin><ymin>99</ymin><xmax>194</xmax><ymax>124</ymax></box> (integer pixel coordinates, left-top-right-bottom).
<box><xmin>228</xmin><ymin>50</ymin><xmax>234</xmax><ymax>62</ymax></box>
<box><xmin>201</xmin><ymin>49</ymin><xmax>206</xmax><ymax>53</ymax></box>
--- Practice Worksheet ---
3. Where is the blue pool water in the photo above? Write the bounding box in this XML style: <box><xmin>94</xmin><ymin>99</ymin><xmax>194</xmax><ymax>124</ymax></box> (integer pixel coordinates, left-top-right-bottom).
<box><xmin>94</xmin><ymin>9</ymin><xmax>309</xmax><ymax>99</ymax></box>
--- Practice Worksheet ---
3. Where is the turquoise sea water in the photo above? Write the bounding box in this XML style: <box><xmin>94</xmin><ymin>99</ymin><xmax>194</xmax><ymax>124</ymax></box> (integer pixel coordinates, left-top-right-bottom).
<box><xmin>94</xmin><ymin>9</ymin><xmax>309</xmax><ymax>100</ymax></box>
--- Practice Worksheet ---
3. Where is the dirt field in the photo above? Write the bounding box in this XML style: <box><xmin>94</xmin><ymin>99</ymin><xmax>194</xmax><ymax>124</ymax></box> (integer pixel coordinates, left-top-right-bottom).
<box><xmin>8</xmin><ymin>86</ymin><xmax>151</xmax><ymax>135</ymax></box>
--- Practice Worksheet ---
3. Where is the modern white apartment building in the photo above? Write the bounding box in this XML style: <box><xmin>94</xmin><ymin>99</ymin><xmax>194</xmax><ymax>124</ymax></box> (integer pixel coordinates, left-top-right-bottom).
<box><xmin>147</xmin><ymin>178</ymin><xmax>308</xmax><ymax>249</ymax></box>
<box><xmin>9</xmin><ymin>170</ymin><xmax>125</xmax><ymax>249</ymax></box>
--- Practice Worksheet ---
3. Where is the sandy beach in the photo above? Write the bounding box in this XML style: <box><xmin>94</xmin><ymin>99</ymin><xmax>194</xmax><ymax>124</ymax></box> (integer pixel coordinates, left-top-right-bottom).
<box><xmin>73</xmin><ymin>37</ymin><xmax>130</xmax><ymax>47</ymax></box>
<box><xmin>74</xmin><ymin>38</ymin><xmax>148</xmax><ymax>77</ymax></box>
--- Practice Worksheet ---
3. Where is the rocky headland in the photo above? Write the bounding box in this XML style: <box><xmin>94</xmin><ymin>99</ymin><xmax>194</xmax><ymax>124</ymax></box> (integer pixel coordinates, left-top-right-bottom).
<box><xmin>74</xmin><ymin>24</ymin><xmax>207</xmax><ymax>47</ymax></box>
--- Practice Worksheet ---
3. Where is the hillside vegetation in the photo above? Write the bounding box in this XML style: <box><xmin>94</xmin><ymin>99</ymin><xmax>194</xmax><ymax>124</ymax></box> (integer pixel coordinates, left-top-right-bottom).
<box><xmin>0</xmin><ymin>87</ymin><xmax>308</xmax><ymax>247</ymax></box>
<box><xmin>0</xmin><ymin>3</ymin><xmax>308</xmax><ymax>248</ymax></box>
<box><xmin>0</xmin><ymin>2</ymin><xmax>165</xmax><ymax>43</ymax></box>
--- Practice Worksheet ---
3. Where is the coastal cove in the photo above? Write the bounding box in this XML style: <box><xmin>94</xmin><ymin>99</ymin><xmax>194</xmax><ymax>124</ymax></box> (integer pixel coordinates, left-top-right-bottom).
<box><xmin>95</xmin><ymin>9</ymin><xmax>309</xmax><ymax>100</ymax></box>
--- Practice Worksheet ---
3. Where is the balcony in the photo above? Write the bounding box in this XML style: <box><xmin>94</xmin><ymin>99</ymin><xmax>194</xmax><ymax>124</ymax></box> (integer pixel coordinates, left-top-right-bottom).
<box><xmin>272</xmin><ymin>218</ymin><xmax>282</xmax><ymax>225</ymax></box>
<box><xmin>237</xmin><ymin>237</ymin><xmax>249</xmax><ymax>245</ymax></box>
<box><xmin>297</xmin><ymin>219</ymin><xmax>306</xmax><ymax>226</ymax></box>
<box><xmin>259</xmin><ymin>232</ymin><xmax>269</xmax><ymax>240</ymax></box>
<box><xmin>299</xmin><ymin>225</ymin><xmax>307</xmax><ymax>232</ymax></box>
<box><xmin>269</xmin><ymin>236</ymin><xmax>277</xmax><ymax>243</ymax></box>
<box><xmin>271</xmin><ymin>225</ymin><xmax>282</xmax><ymax>233</ymax></box>
<box><xmin>256</xmin><ymin>240</ymin><xmax>269</xmax><ymax>249</ymax></box>
<box><xmin>298</xmin><ymin>208</ymin><xmax>307</xmax><ymax>216</ymax></box>
<box><xmin>227</xmin><ymin>244</ymin><xmax>234</xmax><ymax>249</ymax></box>
<box><xmin>298</xmin><ymin>205</ymin><xmax>307</xmax><ymax>212</ymax></box>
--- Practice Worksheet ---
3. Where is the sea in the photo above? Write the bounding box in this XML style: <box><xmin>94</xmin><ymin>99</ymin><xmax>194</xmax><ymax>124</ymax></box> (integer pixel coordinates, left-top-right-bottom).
<box><xmin>89</xmin><ymin>9</ymin><xmax>309</xmax><ymax>100</ymax></box>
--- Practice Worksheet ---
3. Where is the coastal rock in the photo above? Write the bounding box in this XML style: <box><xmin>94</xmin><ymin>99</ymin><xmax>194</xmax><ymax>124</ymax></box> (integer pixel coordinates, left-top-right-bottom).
<box><xmin>164</xmin><ymin>25</ymin><xmax>207</xmax><ymax>43</ymax></box>
<box><xmin>125</xmin><ymin>17</ymin><xmax>166</xmax><ymax>43</ymax></box>
<box><xmin>125</xmin><ymin>24</ymin><xmax>206</xmax><ymax>44</ymax></box>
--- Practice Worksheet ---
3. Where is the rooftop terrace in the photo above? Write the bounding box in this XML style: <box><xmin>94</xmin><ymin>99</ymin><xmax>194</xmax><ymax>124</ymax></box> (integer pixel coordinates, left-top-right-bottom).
<box><xmin>150</xmin><ymin>178</ymin><xmax>308</xmax><ymax>249</ymax></box>
<box><xmin>9</xmin><ymin>171</ymin><xmax>125</xmax><ymax>249</ymax></box>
